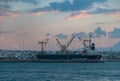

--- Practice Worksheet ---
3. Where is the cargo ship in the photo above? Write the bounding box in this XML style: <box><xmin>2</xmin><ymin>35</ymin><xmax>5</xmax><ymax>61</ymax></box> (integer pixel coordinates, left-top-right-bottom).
<box><xmin>36</xmin><ymin>54</ymin><xmax>103</xmax><ymax>63</ymax></box>
<box><xmin>36</xmin><ymin>36</ymin><xmax>104</xmax><ymax>63</ymax></box>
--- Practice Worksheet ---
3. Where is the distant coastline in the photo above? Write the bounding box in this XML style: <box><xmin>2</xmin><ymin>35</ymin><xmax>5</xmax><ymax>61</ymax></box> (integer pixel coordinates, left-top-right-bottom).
<box><xmin>0</xmin><ymin>49</ymin><xmax>120</xmax><ymax>62</ymax></box>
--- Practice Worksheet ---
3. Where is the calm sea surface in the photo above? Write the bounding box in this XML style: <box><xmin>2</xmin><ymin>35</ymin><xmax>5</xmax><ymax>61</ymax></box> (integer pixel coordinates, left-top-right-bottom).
<box><xmin>0</xmin><ymin>62</ymin><xmax>120</xmax><ymax>81</ymax></box>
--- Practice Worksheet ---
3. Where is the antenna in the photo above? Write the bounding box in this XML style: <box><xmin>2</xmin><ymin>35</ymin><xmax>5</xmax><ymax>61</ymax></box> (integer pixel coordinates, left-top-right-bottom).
<box><xmin>89</xmin><ymin>34</ymin><xmax>92</xmax><ymax>46</ymax></box>
<box><xmin>23</xmin><ymin>40</ymin><xmax>24</xmax><ymax>50</ymax></box>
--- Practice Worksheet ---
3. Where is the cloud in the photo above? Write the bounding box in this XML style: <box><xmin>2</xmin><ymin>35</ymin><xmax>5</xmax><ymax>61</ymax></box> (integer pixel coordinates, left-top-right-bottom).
<box><xmin>29</xmin><ymin>0</ymin><xmax>106</xmax><ymax>15</ymax></box>
<box><xmin>88</xmin><ymin>32</ymin><xmax>95</xmax><ymax>37</ymax></box>
<box><xmin>94</xmin><ymin>22</ymin><xmax>105</xmax><ymax>25</ymax></box>
<box><xmin>5</xmin><ymin>11</ymin><xmax>19</xmax><ymax>17</ymax></box>
<box><xmin>108</xmin><ymin>28</ymin><xmax>120</xmax><ymax>38</ymax></box>
<box><xmin>71</xmin><ymin>27</ymin><xmax>107</xmax><ymax>38</ymax></box>
<box><xmin>91</xmin><ymin>7</ymin><xmax>120</xmax><ymax>14</ymax></box>
<box><xmin>33</xmin><ymin>11</ymin><xmax>45</xmax><ymax>16</ymax></box>
<box><xmin>87</xmin><ymin>27</ymin><xmax>106</xmax><ymax>38</ymax></box>
<box><xmin>55</xmin><ymin>33</ymin><xmax>67</xmax><ymax>39</ymax></box>
<box><xmin>0</xmin><ymin>16</ymin><xmax>5</xmax><ymax>21</ymax></box>
<box><xmin>48</xmin><ymin>0</ymin><xmax>106</xmax><ymax>12</ymax></box>
<box><xmin>0</xmin><ymin>31</ymin><xmax>14</xmax><ymax>34</ymax></box>
<box><xmin>0</xmin><ymin>10</ymin><xmax>7</xmax><ymax>16</ymax></box>
<box><xmin>105</xmin><ymin>11</ymin><xmax>120</xmax><ymax>20</ymax></box>
<box><xmin>0</xmin><ymin>0</ymin><xmax>37</xmax><ymax>5</ymax></box>
<box><xmin>31</xmin><ymin>10</ymin><xmax>58</xmax><ymax>16</ymax></box>
<box><xmin>86</xmin><ymin>2</ymin><xmax>120</xmax><ymax>20</ymax></box>
<box><xmin>45</xmin><ymin>33</ymin><xmax>51</xmax><ymax>36</ymax></box>
<box><xmin>0</xmin><ymin>30</ymin><xmax>21</xmax><ymax>36</ymax></box>
<box><xmin>0</xmin><ymin>9</ymin><xmax>21</xmax><ymax>18</ymax></box>
<box><xmin>1</xmin><ymin>0</ymin><xmax>120</xmax><ymax>21</ymax></box>
<box><xmin>0</xmin><ymin>0</ymin><xmax>38</xmax><ymax>14</ymax></box>
<box><xmin>90</xmin><ymin>6</ymin><xmax>120</xmax><ymax>19</ymax></box>
<box><xmin>66</xmin><ymin>7</ymin><xmax>120</xmax><ymax>21</ymax></box>
<box><xmin>0</xmin><ymin>30</ymin><xmax>30</xmax><ymax>40</ymax></box>
<box><xmin>94</xmin><ymin>27</ymin><xmax>106</xmax><ymax>37</ymax></box>
<box><xmin>66</xmin><ymin>11</ymin><xmax>92</xmax><ymax>20</ymax></box>
<box><xmin>0</xmin><ymin>0</ymin><xmax>107</xmax><ymax>12</ymax></box>
<box><xmin>0</xmin><ymin>10</ymin><xmax>20</xmax><ymax>21</ymax></box>
<box><xmin>71</xmin><ymin>32</ymin><xmax>88</xmax><ymax>38</ymax></box>
<box><xmin>71</xmin><ymin>27</ymin><xmax>120</xmax><ymax>38</ymax></box>
<box><xmin>0</xmin><ymin>0</ymin><xmax>40</xmax><ymax>20</ymax></box>
<box><xmin>0</xmin><ymin>4</ymin><xmax>10</xmax><ymax>10</ymax></box>
<box><xmin>0</xmin><ymin>36</ymin><xmax>5</xmax><ymax>40</ymax></box>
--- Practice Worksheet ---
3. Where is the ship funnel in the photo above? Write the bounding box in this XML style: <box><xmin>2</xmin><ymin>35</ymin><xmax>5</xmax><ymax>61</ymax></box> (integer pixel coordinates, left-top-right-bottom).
<box><xmin>91</xmin><ymin>43</ymin><xmax>95</xmax><ymax>50</ymax></box>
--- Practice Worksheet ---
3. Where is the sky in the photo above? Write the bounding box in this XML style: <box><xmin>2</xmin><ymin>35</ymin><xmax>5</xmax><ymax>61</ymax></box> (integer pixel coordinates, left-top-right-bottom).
<box><xmin>0</xmin><ymin>0</ymin><xmax>120</xmax><ymax>50</ymax></box>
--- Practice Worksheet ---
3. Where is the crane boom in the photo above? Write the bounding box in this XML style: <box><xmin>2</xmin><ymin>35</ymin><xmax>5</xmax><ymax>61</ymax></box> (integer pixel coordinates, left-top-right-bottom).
<box><xmin>56</xmin><ymin>37</ymin><xmax>75</xmax><ymax>54</ymax></box>
<box><xmin>78</xmin><ymin>35</ymin><xmax>93</xmax><ymax>50</ymax></box>
<box><xmin>89</xmin><ymin>35</ymin><xmax>92</xmax><ymax>45</ymax></box>
<box><xmin>66</xmin><ymin>36</ymin><xmax>74</xmax><ymax>49</ymax></box>
<box><xmin>43</xmin><ymin>38</ymin><xmax>49</xmax><ymax>49</ymax></box>
<box><xmin>79</xmin><ymin>37</ymin><xmax>89</xmax><ymax>48</ymax></box>
<box><xmin>79</xmin><ymin>37</ymin><xmax>84</xmax><ymax>46</ymax></box>
<box><xmin>56</xmin><ymin>39</ymin><xmax>62</xmax><ymax>49</ymax></box>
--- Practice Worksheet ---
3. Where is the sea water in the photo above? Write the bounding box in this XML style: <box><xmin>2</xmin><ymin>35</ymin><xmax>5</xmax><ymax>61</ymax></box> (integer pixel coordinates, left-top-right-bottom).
<box><xmin>0</xmin><ymin>62</ymin><xmax>120</xmax><ymax>81</ymax></box>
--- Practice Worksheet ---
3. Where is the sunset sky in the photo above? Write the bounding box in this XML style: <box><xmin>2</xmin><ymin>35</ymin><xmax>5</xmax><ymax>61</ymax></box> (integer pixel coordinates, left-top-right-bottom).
<box><xmin>0</xmin><ymin>0</ymin><xmax>120</xmax><ymax>50</ymax></box>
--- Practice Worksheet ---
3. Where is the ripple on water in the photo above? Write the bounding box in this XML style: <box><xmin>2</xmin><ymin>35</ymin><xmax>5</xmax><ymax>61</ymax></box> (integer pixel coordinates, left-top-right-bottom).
<box><xmin>0</xmin><ymin>62</ymin><xmax>120</xmax><ymax>81</ymax></box>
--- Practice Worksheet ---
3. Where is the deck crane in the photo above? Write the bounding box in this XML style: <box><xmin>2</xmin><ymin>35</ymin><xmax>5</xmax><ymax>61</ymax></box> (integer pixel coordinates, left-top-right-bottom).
<box><xmin>38</xmin><ymin>38</ymin><xmax>49</xmax><ymax>54</ymax></box>
<box><xmin>56</xmin><ymin>36</ymin><xmax>75</xmax><ymax>54</ymax></box>
<box><xmin>78</xmin><ymin>35</ymin><xmax>95</xmax><ymax>53</ymax></box>
<box><xmin>79</xmin><ymin>35</ymin><xmax>91</xmax><ymax>48</ymax></box>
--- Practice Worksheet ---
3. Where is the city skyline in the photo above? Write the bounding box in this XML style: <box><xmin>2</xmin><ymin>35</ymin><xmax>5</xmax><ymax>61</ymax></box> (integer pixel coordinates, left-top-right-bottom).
<box><xmin>0</xmin><ymin>0</ymin><xmax>120</xmax><ymax>50</ymax></box>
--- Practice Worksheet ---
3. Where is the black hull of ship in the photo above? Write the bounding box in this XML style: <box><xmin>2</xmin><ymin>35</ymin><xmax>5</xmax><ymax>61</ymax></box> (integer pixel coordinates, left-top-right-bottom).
<box><xmin>36</xmin><ymin>54</ymin><xmax>103</xmax><ymax>63</ymax></box>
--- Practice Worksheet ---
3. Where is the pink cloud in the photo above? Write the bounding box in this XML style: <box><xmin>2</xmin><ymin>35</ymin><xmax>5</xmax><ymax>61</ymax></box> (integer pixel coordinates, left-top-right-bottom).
<box><xmin>50</xmin><ymin>10</ymin><xmax>59</xmax><ymax>13</ymax></box>
<box><xmin>0</xmin><ymin>36</ymin><xmax>5</xmax><ymax>40</ymax></box>
<box><xmin>33</xmin><ymin>10</ymin><xmax>58</xmax><ymax>16</ymax></box>
<box><xmin>0</xmin><ymin>16</ymin><xmax>5</xmax><ymax>21</ymax></box>
<box><xmin>66</xmin><ymin>11</ymin><xmax>92</xmax><ymax>20</ymax></box>
<box><xmin>6</xmin><ymin>12</ymin><xmax>19</xmax><ymax>17</ymax></box>
<box><xmin>0</xmin><ymin>31</ymin><xmax>21</xmax><ymax>36</ymax></box>
<box><xmin>33</xmin><ymin>12</ymin><xmax>45</xmax><ymax>16</ymax></box>
<box><xmin>0</xmin><ymin>10</ymin><xmax>59</xmax><ymax>21</ymax></box>
<box><xmin>0</xmin><ymin>10</ymin><xmax>20</xmax><ymax>21</ymax></box>
<box><xmin>106</xmin><ymin>11</ymin><xmax>120</xmax><ymax>20</ymax></box>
